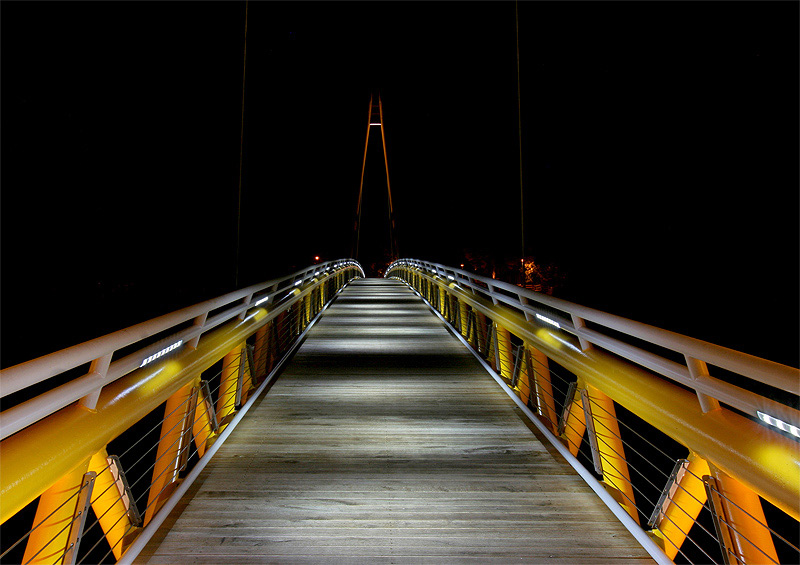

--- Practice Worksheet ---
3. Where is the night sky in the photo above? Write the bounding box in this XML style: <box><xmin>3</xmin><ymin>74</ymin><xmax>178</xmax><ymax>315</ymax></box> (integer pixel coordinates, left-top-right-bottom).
<box><xmin>1</xmin><ymin>1</ymin><xmax>798</xmax><ymax>369</ymax></box>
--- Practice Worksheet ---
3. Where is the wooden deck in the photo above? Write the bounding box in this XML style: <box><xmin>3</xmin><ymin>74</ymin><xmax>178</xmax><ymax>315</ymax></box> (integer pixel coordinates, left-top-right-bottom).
<box><xmin>137</xmin><ymin>278</ymin><xmax>653</xmax><ymax>564</ymax></box>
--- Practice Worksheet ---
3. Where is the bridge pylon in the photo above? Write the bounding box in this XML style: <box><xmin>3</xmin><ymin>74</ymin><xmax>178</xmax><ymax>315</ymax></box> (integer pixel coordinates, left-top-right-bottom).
<box><xmin>353</xmin><ymin>92</ymin><xmax>398</xmax><ymax>265</ymax></box>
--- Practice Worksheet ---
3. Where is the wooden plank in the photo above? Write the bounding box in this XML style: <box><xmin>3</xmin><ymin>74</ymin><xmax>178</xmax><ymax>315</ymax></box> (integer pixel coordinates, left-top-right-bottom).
<box><xmin>136</xmin><ymin>279</ymin><xmax>653</xmax><ymax>563</ymax></box>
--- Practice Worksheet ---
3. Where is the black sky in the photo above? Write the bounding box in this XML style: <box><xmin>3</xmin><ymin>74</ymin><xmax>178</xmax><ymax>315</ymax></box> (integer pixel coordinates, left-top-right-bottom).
<box><xmin>1</xmin><ymin>1</ymin><xmax>798</xmax><ymax>368</ymax></box>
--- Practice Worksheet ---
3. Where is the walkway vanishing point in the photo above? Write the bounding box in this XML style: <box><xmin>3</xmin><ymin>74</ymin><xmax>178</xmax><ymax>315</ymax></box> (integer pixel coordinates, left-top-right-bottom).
<box><xmin>137</xmin><ymin>279</ymin><xmax>653</xmax><ymax>563</ymax></box>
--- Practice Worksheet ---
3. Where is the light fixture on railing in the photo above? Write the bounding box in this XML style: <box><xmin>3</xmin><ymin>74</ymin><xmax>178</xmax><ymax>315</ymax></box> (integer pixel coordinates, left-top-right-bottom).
<box><xmin>255</xmin><ymin>295</ymin><xmax>270</xmax><ymax>307</ymax></box>
<box><xmin>535</xmin><ymin>313</ymin><xmax>561</xmax><ymax>329</ymax></box>
<box><xmin>757</xmin><ymin>411</ymin><xmax>800</xmax><ymax>438</ymax></box>
<box><xmin>140</xmin><ymin>340</ymin><xmax>183</xmax><ymax>368</ymax></box>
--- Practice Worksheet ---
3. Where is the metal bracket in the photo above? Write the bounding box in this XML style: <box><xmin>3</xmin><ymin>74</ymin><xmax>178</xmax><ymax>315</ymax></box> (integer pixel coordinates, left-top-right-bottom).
<box><xmin>107</xmin><ymin>455</ymin><xmax>143</xmax><ymax>527</ymax></box>
<box><xmin>511</xmin><ymin>343</ymin><xmax>524</xmax><ymax>388</ymax></box>
<box><xmin>177</xmin><ymin>387</ymin><xmax>198</xmax><ymax>472</ymax></box>
<box><xmin>557</xmin><ymin>381</ymin><xmax>578</xmax><ymax>436</ymax></box>
<box><xmin>199</xmin><ymin>380</ymin><xmax>220</xmax><ymax>434</ymax></box>
<box><xmin>62</xmin><ymin>471</ymin><xmax>97</xmax><ymax>565</ymax></box>
<box><xmin>581</xmin><ymin>389</ymin><xmax>604</xmax><ymax>476</ymax></box>
<box><xmin>647</xmin><ymin>458</ymin><xmax>690</xmax><ymax>528</ymax></box>
<box><xmin>235</xmin><ymin>345</ymin><xmax>258</xmax><ymax>409</ymax></box>
<box><xmin>703</xmin><ymin>475</ymin><xmax>734</xmax><ymax>565</ymax></box>
<box><xmin>482</xmin><ymin>319</ymin><xmax>495</xmax><ymax>361</ymax></box>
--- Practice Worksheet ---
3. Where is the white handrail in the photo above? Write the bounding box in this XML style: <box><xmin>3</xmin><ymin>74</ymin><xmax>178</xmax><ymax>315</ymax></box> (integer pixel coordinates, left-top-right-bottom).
<box><xmin>0</xmin><ymin>260</ymin><xmax>364</xmax><ymax>440</ymax></box>
<box><xmin>387</xmin><ymin>259</ymin><xmax>799</xmax><ymax>396</ymax></box>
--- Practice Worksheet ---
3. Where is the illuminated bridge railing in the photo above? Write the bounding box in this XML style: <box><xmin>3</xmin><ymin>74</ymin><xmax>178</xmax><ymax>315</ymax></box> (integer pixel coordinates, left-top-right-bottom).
<box><xmin>0</xmin><ymin>260</ymin><xmax>364</xmax><ymax>565</ymax></box>
<box><xmin>387</xmin><ymin>258</ymin><xmax>799</xmax><ymax>565</ymax></box>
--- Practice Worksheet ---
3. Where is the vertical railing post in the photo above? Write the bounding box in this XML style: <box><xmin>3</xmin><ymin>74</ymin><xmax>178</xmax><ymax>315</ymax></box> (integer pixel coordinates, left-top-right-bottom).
<box><xmin>685</xmin><ymin>355</ymin><xmax>721</xmax><ymax>413</ymax></box>
<box><xmin>79</xmin><ymin>352</ymin><xmax>114</xmax><ymax>410</ymax></box>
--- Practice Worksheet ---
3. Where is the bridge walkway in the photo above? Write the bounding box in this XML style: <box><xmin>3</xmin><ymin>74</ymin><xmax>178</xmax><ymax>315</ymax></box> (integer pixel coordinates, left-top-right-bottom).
<box><xmin>136</xmin><ymin>278</ymin><xmax>653</xmax><ymax>563</ymax></box>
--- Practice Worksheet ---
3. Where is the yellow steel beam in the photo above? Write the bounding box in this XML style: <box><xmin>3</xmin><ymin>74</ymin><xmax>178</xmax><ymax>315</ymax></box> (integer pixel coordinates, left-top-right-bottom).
<box><xmin>651</xmin><ymin>454</ymin><xmax>709</xmax><ymax>559</ymax></box>
<box><xmin>88</xmin><ymin>448</ymin><xmax>136</xmax><ymax>559</ymax></box>
<box><xmin>396</xmin><ymin>267</ymin><xmax>800</xmax><ymax>521</ymax></box>
<box><xmin>144</xmin><ymin>384</ymin><xmax>194</xmax><ymax>526</ymax></box>
<box><xmin>1</xmin><ymin>269</ymin><xmax>358</xmax><ymax>525</ymax></box>
<box><xmin>23</xmin><ymin>457</ymin><xmax>91</xmax><ymax>565</ymax></box>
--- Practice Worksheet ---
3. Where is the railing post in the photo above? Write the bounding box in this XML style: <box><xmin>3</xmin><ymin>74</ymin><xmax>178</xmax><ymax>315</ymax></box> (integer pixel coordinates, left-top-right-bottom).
<box><xmin>685</xmin><ymin>355</ymin><xmax>721</xmax><ymax>413</ymax></box>
<box><xmin>570</xmin><ymin>315</ymin><xmax>593</xmax><ymax>352</ymax></box>
<box><xmin>22</xmin><ymin>458</ymin><xmax>92</xmax><ymax>565</ymax></box>
<box><xmin>186</xmin><ymin>312</ymin><xmax>208</xmax><ymax>350</ymax></box>
<box><xmin>79</xmin><ymin>352</ymin><xmax>114</xmax><ymax>411</ymax></box>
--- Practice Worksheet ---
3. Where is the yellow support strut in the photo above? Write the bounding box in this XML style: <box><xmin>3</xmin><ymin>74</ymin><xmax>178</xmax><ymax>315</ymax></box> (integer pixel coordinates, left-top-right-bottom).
<box><xmin>145</xmin><ymin>383</ymin><xmax>194</xmax><ymax>526</ymax></box>
<box><xmin>88</xmin><ymin>448</ymin><xmax>137</xmax><ymax>559</ymax></box>
<box><xmin>588</xmin><ymin>385</ymin><xmax>639</xmax><ymax>524</ymax></box>
<box><xmin>23</xmin><ymin>458</ymin><xmax>91</xmax><ymax>565</ymax></box>
<box><xmin>652</xmin><ymin>454</ymin><xmax>710</xmax><ymax>560</ymax></box>
<box><xmin>712</xmin><ymin>466</ymin><xmax>779</xmax><ymax>564</ymax></box>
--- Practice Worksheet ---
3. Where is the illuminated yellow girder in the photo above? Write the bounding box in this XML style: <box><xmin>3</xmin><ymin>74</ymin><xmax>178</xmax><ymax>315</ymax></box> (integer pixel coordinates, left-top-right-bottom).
<box><xmin>712</xmin><ymin>465</ymin><xmax>779</xmax><ymax>564</ymax></box>
<box><xmin>145</xmin><ymin>384</ymin><xmax>194</xmax><ymax>526</ymax></box>
<box><xmin>653</xmin><ymin>454</ymin><xmax>709</xmax><ymax>560</ymax></box>
<box><xmin>588</xmin><ymin>385</ymin><xmax>639</xmax><ymax>524</ymax></box>
<box><xmin>217</xmin><ymin>346</ymin><xmax>243</xmax><ymax>424</ymax></box>
<box><xmin>89</xmin><ymin>448</ymin><xmax>137</xmax><ymax>559</ymax></box>
<box><xmin>401</xmin><ymin>267</ymin><xmax>800</xmax><ymax>522</ymax></box>
<box><xmin>23</xmin><ymin>458</ymin><xmax>91</xmax><ymax>565</ymax></box>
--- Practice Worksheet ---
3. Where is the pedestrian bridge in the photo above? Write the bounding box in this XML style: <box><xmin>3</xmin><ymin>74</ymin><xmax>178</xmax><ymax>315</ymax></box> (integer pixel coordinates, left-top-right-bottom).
<box><xmin>1</xmin><ymin>259</ymin><xmax>798</xmax><ymax>564</ymax></box>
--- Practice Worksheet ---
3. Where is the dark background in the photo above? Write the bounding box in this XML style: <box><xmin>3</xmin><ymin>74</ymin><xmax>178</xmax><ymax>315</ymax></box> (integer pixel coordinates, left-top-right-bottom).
<box><xmin>2</xmin><ymin>1</ymin><xmax>798</xmax><ymax>369</ymax></box>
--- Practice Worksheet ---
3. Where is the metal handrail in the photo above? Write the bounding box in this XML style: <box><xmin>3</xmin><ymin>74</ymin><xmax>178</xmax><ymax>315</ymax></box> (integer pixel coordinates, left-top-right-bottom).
<box><xmin>387</xmin><ymin>259</ymin><xmax>799</xmax><ymax>414</ymax></box>
<box><xmin>387</xmin><ymin>259</ymin><xmax>799</xmax><ymax>564</ymax></box>
<box><xmin>0</xmin><ymin>260</ymin><xmax>364</xmax><ymax>442</ymax></box>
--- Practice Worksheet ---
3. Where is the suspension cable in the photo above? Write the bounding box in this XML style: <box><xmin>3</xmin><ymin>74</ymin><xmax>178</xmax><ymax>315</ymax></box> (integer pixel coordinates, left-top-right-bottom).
<box><xmin>234</xmin><ymin>0</ymin><xmax>249</xmax><ymax>289</ymax></box>
<box><xmin>515</xmin><ymin>0</ymin><xmax>525</xmax><ymax>268</ymax></box>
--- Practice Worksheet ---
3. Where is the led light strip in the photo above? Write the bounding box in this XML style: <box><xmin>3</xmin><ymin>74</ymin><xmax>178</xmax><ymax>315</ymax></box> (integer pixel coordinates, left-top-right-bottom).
<box><xmin>535</xmin><ymin>313</ymin><xmax>561</xmax><ymax>329</ymax></box>
<box><xmin>140</xmin><ymin>340</ymin><xmax>183</xmax><ymax>368</ymax></box>
<box><xmin>757</xmin><ymin>411</ymin><xmax>800</xmax><ymax>438</ymax></box>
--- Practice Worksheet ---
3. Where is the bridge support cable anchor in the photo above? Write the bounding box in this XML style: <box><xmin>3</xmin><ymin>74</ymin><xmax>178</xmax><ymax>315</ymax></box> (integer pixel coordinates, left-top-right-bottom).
<box><xmin>557</xmin><ymin>381</ymin><xmax>578</xmax><ymax>437</ymax></box>
<box><xmin>234</xmin><ymin>345</ymin><xmax>256</xmax><ymax>410</ymax></box>
<box><xmin>704</xmin><ymin>475</ymin><xmax>736</xmax><ymax>565</ymax></box>
<box><xmin>62</xmin><ymin>472</ymin><xmax>96</xmax><ymax>565</ymax></box>
<box><xmin>648</xmin><ymin>458</ymin><xmax>691</xmax><ymax>530</ymax></box>
<box><xmin>580</xmin><ymin>389</ymin><xmax>604</xmax><ymax>476</ymax></box>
